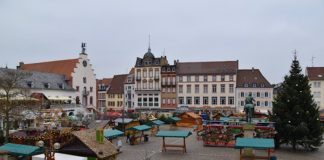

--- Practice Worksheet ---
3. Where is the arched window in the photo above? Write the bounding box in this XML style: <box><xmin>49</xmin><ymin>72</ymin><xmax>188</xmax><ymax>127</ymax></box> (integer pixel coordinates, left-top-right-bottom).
<box><xmin>76</xmin><ymin>96</ymin><xmax>80</xmax><ymax>104</ymax></box>
<box><xmin>90</xmin><ymin>96</ymin><xmax>93</xmax><ymax>105</ymax></box>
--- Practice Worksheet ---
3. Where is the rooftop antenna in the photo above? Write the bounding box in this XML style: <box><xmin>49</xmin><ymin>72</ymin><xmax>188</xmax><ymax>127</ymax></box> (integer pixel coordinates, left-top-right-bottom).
<box><xmin>311</xmin><ymin>56</ymin><xmax>315</xmax><ymax>67</ymax></box>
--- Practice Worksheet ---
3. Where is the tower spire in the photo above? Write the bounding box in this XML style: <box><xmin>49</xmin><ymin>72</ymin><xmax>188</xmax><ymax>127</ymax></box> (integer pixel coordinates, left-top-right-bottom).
<box><xmin>81</xmin><ymin>42</ymin><xmax>87</xmax><ymax>54</ymax></box>
<box><xmin>148</xmin><ymin>34</ymin><xmax>151</xmax><ymax>53</ymax></box>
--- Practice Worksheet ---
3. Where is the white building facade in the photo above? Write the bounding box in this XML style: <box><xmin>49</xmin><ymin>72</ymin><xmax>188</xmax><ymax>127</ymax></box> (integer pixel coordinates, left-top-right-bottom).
<box><xmin>306</xmin><ymin>67</ymin><xmax>324</xmax><ymax>110</ymax></box>
<box><xmin>176</xmin><ymin>61</ymin><xmax>238</xmax><ymax>111</ymax></box>
<box><xmin>124</xmin><ymin>70</ymin><xmax>135</xmax><ymax>110</ymax></box>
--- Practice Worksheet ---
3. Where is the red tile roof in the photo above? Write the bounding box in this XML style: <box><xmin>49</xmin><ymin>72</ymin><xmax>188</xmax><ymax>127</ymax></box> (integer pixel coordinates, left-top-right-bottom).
<box><xmin>306</xmin><ymin>67</ymin><xmax>324</xmax><ymax>80</ymax></box>
<box><xmin>19</xmin><ymin>59</ymin><xmax>79</xmax><ymax>82</ymax></box>
<box><xmin>176</xmin><ymin>61</ymin><xmax>238</xmax><ymax>75</ymax></box>
<box><xmin>237</xmin><ymin>69</ymin><xmax>272</xmax><ymax>88</ymax></box>
<box><xmin>107</xmin><ymin>74</ymin><xmax>128</xmax><ymax>94</ymax></box>
<box><xmin>97</xmin><ymin>78</ymin><xmax>112</xmax><ymax>87</ymax></box>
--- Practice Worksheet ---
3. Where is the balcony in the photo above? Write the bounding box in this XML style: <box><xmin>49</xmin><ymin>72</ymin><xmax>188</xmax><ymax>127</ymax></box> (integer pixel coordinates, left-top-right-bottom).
<box><xmin>82</xmin><ymin>90</ymin><xmax>90</xmax><ymax>96</ymax></box>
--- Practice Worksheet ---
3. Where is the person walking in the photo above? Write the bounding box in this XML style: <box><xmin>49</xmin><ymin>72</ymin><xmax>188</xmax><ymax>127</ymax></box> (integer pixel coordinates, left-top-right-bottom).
<box><xmin>116</xmin><ymin>138</ymin><xmax>122</xmax><ymax>152</ymax></box>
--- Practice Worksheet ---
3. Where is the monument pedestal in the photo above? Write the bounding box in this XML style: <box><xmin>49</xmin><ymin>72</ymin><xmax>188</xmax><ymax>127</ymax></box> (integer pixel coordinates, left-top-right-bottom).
<box><xmin>242</xmin><ymin>124</ymin><xmax>255</xmax><ymax>138</ymax></box>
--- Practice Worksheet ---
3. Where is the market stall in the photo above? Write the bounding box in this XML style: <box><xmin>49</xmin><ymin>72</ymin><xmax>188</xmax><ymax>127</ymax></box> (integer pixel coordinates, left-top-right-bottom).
<box><xmin>235</xmin><ymin>138</ymin><xmax>275</xmax><ymax>160</ymax></box>
<box><xmin>128</xmin><ymin>125</ymin><xmax>151</xmax><ymax>144</ymax></box>
<box><xmin>156</xmin><ymin>131</ymin><xmax>192</xmax><ymax>153</ymax></box>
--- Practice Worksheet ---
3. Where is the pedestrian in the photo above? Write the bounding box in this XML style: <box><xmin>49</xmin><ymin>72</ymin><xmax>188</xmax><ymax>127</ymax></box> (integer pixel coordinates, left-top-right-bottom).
<box><xmin>126</xmin><ymin>133</ymin><xmax>130</xmax><ymax>143</ymax></box>
<box><xmin>116</xmin><ymin>138</ymin><xmax>122</xmax><ymax>152</ymax></box>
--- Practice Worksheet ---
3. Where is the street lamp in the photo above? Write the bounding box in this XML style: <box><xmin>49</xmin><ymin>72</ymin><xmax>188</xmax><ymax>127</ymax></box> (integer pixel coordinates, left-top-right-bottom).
<box><xmin>37</xmin><ymin>140</ymin><xmax>60</xmax><ymax>160</ymax></box>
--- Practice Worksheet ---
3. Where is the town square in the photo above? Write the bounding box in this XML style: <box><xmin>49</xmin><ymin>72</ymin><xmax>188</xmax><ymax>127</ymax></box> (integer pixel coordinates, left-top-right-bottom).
<box><xmin>0</xmin><ymin>0</ymin><xmax>324</xmax><ymax>160</ymax></box>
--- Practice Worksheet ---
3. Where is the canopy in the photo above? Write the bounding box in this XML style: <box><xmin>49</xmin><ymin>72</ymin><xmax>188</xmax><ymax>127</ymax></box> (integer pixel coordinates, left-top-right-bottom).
<box><xmin>156</xmin><ymin>131</ymin><xmax>192</xmax><ymax>138</ymax></box>
<box><xmin>104</xmin><ymin>129</ymin><xmax>124</xmax><ymax>139</ymax></box>
<box><xmin>168</xmin><ymin>117</ymin><xmax>181</xmax><ymax>122</ymax></box>
<box><xmin>128</xmin><ymin>125</ymin><xmax>151</xmax><ymax>131</ymax></box>
<box><xmin>147</xmin><ymin>120</ymin><xmax>165</xmax><ymax>126</ymax></box>
<box><xmin>235</xmin><ymin>138</ymin><xmax>274</xmax><ymax>149</ymax></box>
<box><xmin>0</xmin><ymin>143</ymin><xmax>42</xmax><ymax>157</ymax></box>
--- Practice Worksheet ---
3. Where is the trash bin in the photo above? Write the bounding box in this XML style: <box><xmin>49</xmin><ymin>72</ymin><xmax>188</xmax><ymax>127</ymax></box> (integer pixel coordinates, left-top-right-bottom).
<box><xmin>144</xmin><ymin>134</ymin><xmax>149</xmax><ymax>142</ymax></box>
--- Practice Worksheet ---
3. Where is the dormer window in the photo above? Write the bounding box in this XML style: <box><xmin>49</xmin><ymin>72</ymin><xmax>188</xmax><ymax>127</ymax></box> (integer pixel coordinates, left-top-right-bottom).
<box><xmin>58</xmin><ymin>83</ymin><xmax>64</xmax><ymax>89</ymax></box>
<box><xmin>244</xmin><ymin>83</ymin><xmax>249</xmax><ymax>88</ymax></box>
<box><xmin>261</xmin><ymin>83</ymin><xmax>265</xmax><ymax>88</ymax></box>
<box><xmin>252</xmin><ymin>83</ymin><xmax>257</xmax><ymax>88</ymax></box>
<box><xmin>44</xmin><ymin>83</ymin><xmax>50</xmax><ymax>89</ymax></box>
<box><xmin>27</xmin><ymin>81</ymin><xmax>33</xmax><ymax>88</ymax></box>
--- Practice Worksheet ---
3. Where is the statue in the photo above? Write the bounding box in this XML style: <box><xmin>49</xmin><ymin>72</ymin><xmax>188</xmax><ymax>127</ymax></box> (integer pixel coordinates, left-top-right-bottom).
<box><xmin>244</xmin><ymin>93</ymin><xmax>255</xmax><ymax>123</ymax></box>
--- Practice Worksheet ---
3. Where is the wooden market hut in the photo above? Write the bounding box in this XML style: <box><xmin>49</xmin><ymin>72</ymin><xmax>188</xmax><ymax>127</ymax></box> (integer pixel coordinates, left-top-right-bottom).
<box><xmin>59</xmin><ymin>130</ymin><xmax>118</xmax><ymax>160</ymax></box>
<box><xmin>176</xmin><ymin>112</ymin><xmax>202</xmax><ymax>127</ymax></box>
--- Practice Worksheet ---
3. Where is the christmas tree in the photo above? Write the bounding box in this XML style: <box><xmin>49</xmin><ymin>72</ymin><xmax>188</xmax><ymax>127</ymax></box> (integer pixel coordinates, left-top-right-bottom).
<box><xmin>272</xmin><ymin>53</ymin><xmax>323</xmax><ymax>150</ymax></box>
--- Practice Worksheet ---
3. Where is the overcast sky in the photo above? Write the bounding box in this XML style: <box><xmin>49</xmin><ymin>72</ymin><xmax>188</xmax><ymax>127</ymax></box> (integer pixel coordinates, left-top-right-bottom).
<box><xmin>1</xmin><ymin>0</ymin><xmax>323</xmax><ymax>83</ymax></box>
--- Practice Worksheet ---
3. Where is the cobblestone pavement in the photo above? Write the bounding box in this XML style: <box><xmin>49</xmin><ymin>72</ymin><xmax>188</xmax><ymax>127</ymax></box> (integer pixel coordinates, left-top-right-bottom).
<box><xmin>116</xmin><ymin>125</ymin><xmax>324</xmax><ymax>160</ymax></box>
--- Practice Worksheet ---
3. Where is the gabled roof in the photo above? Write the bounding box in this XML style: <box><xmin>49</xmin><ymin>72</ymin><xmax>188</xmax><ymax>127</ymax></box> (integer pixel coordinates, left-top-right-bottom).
<box><xmin>107</xmin><ymin>74</ymin><xmax>128</xmax><ymax>94</ymax></box>
<box><xmin>236</xmin><ymin>69</ymin><xmax>272</xmax><ymax>88</ymax></box>
<box><xmin>306</xmin><ymin>67</ymin><xmax>324</xmax><ymax>80</ymax></box>
<box><xmin>176</xmin><ymin>61</ymin><xmax>238</xmax><ymax>75</ymax></box>
<box><xmin>97</xmin><ymin>78</ymin><xmax>112</xmax><ymax>87</ymax></box>
<box><xmin>180</xmin><ymin>112</ymin><xmax>201</xmax><ymax>119</ymax></box>
<box><xmin>19</xmin><ymin>58</ymin><xmax>79</xmax><ymax>81</ymax></box>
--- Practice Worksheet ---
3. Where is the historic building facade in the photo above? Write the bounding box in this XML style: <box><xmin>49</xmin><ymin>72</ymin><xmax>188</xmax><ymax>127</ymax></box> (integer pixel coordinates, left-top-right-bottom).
<box><xmin>306</xmin><ymin>67</ymin><xmax>324</xmax><ymax>110</ymax></box>
<box><xmin>134</xmin><ymin>47</ymin><xmax>168</xmax><ymax>110</ymax></box>
<box><xmin>107</xmin><ymin>74</ymin><xmax>128</xmax><ymax>111</ymax></box>
<box><xmin>235</xmin><ymin>68</ymin><xmax>273</xmax><ymax>113</ymax></box>
<box><xmin>124</xmin><ymin>68</ymin><xmax>135</xmax><ymax>110</ymax></box>
<box><xmin>161</xmin><ymin>64</ymin><xmax>177</xmax><ymax>110</ymax></box>
<box><xmin>97</xmin><ymin>78</ymin><xmax>112</xmax><ymax>113</ymax></box>
<box><xmin>18</xmin><ymin>43</ymin><xmax>97</xmax><ymax>109</ymax></box>
<box><xmin>176</xmin><ymin>61</ymin><xmax>238</xmax><ymax>111</ymax></box>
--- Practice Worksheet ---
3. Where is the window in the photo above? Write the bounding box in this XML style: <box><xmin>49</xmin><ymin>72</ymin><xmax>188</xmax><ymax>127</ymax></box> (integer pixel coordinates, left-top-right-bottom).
<box><xmin>203</xmin><ymin>75</ymin><xmax>208</xmax><ymax>82</ymax></box>
<box><xmin>265</xmin><ymin>92</ymin><xmax>269</xmax><ymax>97</ymax></box>
<box><xmin>143</xmin><ymin>82</ymin><xmax>147</xmax><ymax>89</ymax></box>
<box><xmin>162</xmin><ymin>77</ymin><xmax>166</xmax><ymax>85</ymax></box>
<box><xmin>186</xmin><ymin>85</ymin><xmax>191</xmax><ymax>93</ymax></box>
<box><xmin>314</xmin><ymin>82</ymin><xmax>321</xmax><ymax>88</ymax></box>
<box><xmin>194</xmin><ymin>97</ymin><xmax>200</xmax><ymax>105</ymax></box>
<box><xmin>187</xmin><ymin>76</ymin><xmax>191</xmax><ymax>82</ymax></box>
<box><xmin>143</xmin><ymin>69</ymin><xmax>147</xmax><ymax>78</ymax></box>
<box><xmin>313</xmin><ymin>92</ymin><xmax>321</xmax><ymax>98</ymax></box>
<box><xmin>221</xmin><ymin>75</ymin><xmax>225</xmax><ymax>81</ymax></box>
<box><xmin>212</xmin><ymin>97</ymin><xmax>217</xmax><ymax>105</ymax></box>
<box><xmin>186</xmin><ymin>97</ymin><xmax>192</xmax><ymax>105</ymax></box>
<box><xmin>221</xmin><ymin>84</ymin><xmax>225</xmax><ymax>93</ymax></box>
<box><xmin>44</xmin><ymin>83</ymin><xmax>50</xmax><ymax>89</ymax></box>
<box><xmin>179</xmin><ymin>85</ymin><xmax>183</xmax><ymax>93</ymax></box>
<box><xmin>220</xmin><ymin>97</ymin><xmax>226</xmax><ymax>105</ymax></box>
<box><xmin>229</xmin><ymin>75</ymin><xmax>234</xmax><ymax>81</ymax></box>
<box><xmin>90</xmin><ymin>96</ymin><xmax>93</xmax><ymax>105</ymax></box>
<box><xmin>76</xmin><ymin>96</ymin><xmax>80</xmax><ymax>104</ymax></box>
<box><xmin>212</xmin><ymin>75</ymin><xmax>216</xmax><ymax>82</ymax></box>
<box><xmin>90</xmin><ymin>87</ymin><xmax>93</xmax><ymax>92</ymax></box>
<box><xmin>240</xmin><ymin>101</ymin><xmax>244</xmax><ymax>106</ymax></box>
<box><xmin>257</xmin><ymin>92</ymin><xmax>260</xmax><ymax>97</ymax></box>
<box><xmin>203</xmin><ymin>84</ymin><xmax>208</xmax><ymax>93</ymax></box>
<box><xmin>149</xmin><ymin>69</ymin><xmax>153</xmax><ymax>78</ymax></box>
<box><xmin>229</xmin><ymin>84</ymin><xmax>234</xmax><ymax>93</ymax></box>
<box><xmin>195</xmin><ymin>75</ymin><xmax>199</xmax><ymax>82</ymax></box>
<box><xmin>83</xmin><ymin>77</ymin><xmax>87</xmax><ymax>83</ymax></box>
<box><xmin>195</xmin><ymin>85</ymin><xmax>199</xmax><ymax>93</ymax></box>
<box><xmin>212</xmin><ymin>85</ymin><xmax>217</xmax><ymax>93</ymax></box>
<box><xmin>253</xmin><ymin>83</ymin><xmax>257</xmax><ymax>88</ymax></box>
<box><xmin>257</xmin><ymin>101</ymin><xmax>260</xmax><ymax>106</ymax></box>
<box><xmin>179</xmin><ymin>76</ymin><xmax>183</xmax><ymax>82</ymax></box>
<box><xmin>244</xmin><ymin>83</ymin><xmax>248</xmax><ymax>87</ymax></box>
<box><xmin>240</xmin><ymin>92</ymin><xmax>244</xmax><ymax>97</ymax></box>
<box><xmin>149</xmin><ymin>81</ymin><xmax>153</xmax><ymax>89</ymax></box>
<box><xmin>27</xmin><ymin>81</ymin><xmax>33</xmax><ymax>88</ymax></box>
<box><xmin>228</xmin><ymin>97</ymin><xmax>234</xmax><ymax>105</ymax></box>
<box><xmin>203</xmin><ymin>97</ymin><xmax>209</xmax><ymax>105</ymax></box>
<box><xmin>179</xmin><ymin>97</ymin><xmax>184</xmax><ymax>105</ymax></box>
<box><xmin>265</xmin><ymin>101</ymin><xmax>269</xmax><ymax>106</ymax></box>
<box><xmin>167</xmin><ymin>99</ymin><xmax>171</xmax><ymax>104</ymax></box>
<box><xmin>261</xmin><ymin>83</ymin><xmax>265</xmax><ymax>88</ymax></box>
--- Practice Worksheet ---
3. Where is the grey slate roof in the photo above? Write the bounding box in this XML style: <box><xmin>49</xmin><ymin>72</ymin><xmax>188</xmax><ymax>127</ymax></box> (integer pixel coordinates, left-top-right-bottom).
<box><xmin>0</xmin><ymin>68</ymin><xmax>74</xmax><ymax>91</ymax></box>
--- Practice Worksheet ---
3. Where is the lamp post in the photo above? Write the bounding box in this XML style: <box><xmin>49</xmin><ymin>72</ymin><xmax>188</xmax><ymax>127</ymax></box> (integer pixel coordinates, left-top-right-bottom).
<box><xmin>37</xmin><ymin>140</ymin><xmax>60</xmax><ymax>160</ymax></box>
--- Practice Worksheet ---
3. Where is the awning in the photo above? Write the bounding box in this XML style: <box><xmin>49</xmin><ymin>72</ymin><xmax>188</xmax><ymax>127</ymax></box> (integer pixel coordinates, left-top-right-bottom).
<box><xmin>0</xmin><ymin>143</ymin><xmax>42</xmax><ymax>157</ymax></box>
<box><xmin>156</xmin><ymin>131</ymin><xmax>192</xmax><ymax>138</ymax></box>
<box><xmin>235</xmin><ymin>138</ymin><xmax>274</xmax><ymax>149</ymax></box>
<box><xmin>128</xmin><ymin>125</ymin><xmax>151</xmax><ymax>131</ymax></box>
<box><xmin>115</xmin><ymin>118</ymin><xmax>133</xmax><ymax>124</ymax></box>
<box><xmin>147</xmin><ymin>120</ymin><xmax>165</xmax><ymax>126</ymax></box>
<box><xmin>104</xmin><ymin>129</ymin><xmax>124</xmax><ymax>139</ymax></box>
<box><xmin>168</xmin><ymin>117</ymin><xmax>181</xmax><ymax>122</ymax></box>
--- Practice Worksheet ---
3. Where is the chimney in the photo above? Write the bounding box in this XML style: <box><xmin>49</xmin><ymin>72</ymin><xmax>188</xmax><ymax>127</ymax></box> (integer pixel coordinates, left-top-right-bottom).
<box><xmin>96</xmin><ymin>128</ymin><xmax>104</xmax><ymax>144</ymax></box>
<box><xmin>17</xmin><ymin>61</ymin><xmax>24</xmax><ymax>69</ymax></box>
<box><xmin>252</xmin><ymin>67</ymin><xmax>255</xmax><ymax>72</ymax></box>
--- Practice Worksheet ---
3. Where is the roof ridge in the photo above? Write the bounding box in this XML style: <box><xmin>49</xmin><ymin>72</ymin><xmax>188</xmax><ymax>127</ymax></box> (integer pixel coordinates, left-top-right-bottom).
<box><xmin>179</xmin><ymin>60</ymin><xmax>238</xmax><ymax>63</ymax></box>
<box><xmin>23</xmin><ymin>58</ymin><xmax>79</xmax><ymax>65</ymax></box>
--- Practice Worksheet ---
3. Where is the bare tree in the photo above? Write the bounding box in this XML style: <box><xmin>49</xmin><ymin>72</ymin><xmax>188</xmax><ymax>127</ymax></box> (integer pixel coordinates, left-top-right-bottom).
<box><xmin>0</xmin><ymin>69</ymin><xmax>38</xmax><ymax>142</ymax></box>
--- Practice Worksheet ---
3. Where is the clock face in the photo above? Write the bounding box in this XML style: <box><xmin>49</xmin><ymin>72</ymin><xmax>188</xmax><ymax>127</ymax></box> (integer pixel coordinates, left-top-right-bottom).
<box><xmin>83</xmin><ymin>60</ymin><xmax>87</xmax><ymax>67</ymax></box>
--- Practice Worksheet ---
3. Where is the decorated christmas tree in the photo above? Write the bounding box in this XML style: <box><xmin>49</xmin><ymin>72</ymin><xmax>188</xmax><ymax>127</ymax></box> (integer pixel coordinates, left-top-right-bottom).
<box><xmin>272</xmin><ymin>53</ymin><xmax>323</xmax><ymax>150</ymax></box>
